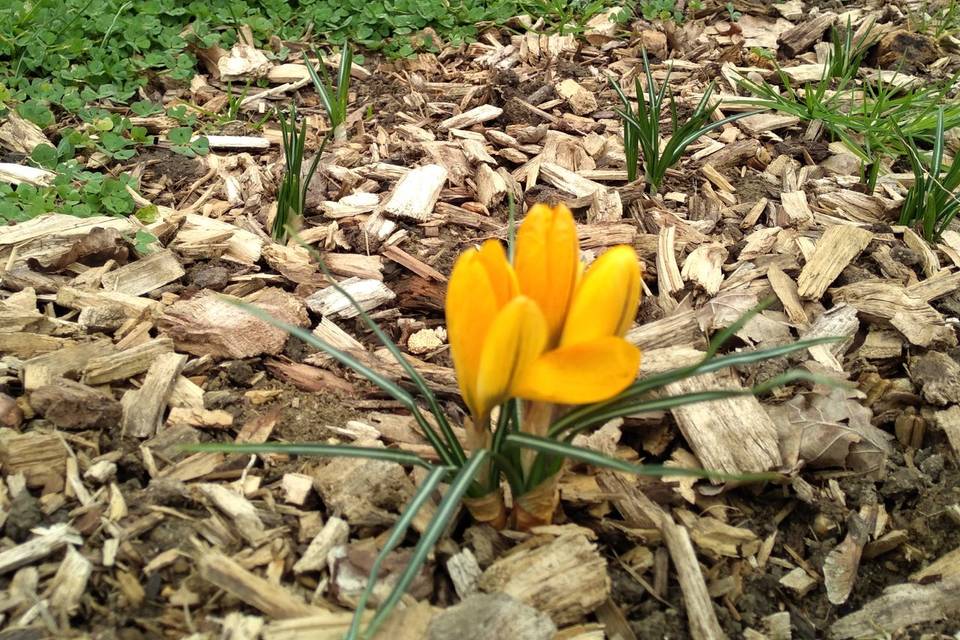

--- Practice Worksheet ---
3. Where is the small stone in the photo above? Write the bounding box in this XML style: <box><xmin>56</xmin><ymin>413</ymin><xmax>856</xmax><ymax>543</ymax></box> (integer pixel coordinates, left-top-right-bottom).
<box><xmin>189</xmin><ymin>264</ymin><xmax>231</xmax><ymax>291</ymax></box>
<box><xmin>408</xmin><ymin>328</ymin><xmax>445</xmax><ymax>354</ymax></box>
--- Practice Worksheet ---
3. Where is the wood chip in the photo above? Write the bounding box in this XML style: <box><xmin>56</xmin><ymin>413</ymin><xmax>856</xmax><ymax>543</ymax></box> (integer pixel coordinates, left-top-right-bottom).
<box><xmin>797</xmin><ymin>225</ymin><xmax>874</xmax><ymax>299</ymax></box>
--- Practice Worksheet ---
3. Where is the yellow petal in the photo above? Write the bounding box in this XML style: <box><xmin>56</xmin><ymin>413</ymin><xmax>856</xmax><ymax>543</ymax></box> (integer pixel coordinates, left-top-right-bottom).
<box><xmin>561</xmin><ymin>245</ymin><xmax>641</xmax><ymax>346</ymax></box>
<box><xmin>446</xmin><ymin>241</ymin><xmax>516</xmax><ymax>417</ymax></box>
<box><xmin>513</xmin><ymin>337</ymin><xmax>640</xmax><ymax>405</ymax></box>
<box><xmin>474</xmin><ymin>296</ymin><xmax>548</xmax><ymax>419</ymax></box>
<box><xmin>514</xmin><ymin>203</ymin><xmax>579</xmax><ymax>343</ymax></box>
<box><xmin>475</xmin><ymin>239</ymin><xmax>518</xmax><ymax>306</ymax></box>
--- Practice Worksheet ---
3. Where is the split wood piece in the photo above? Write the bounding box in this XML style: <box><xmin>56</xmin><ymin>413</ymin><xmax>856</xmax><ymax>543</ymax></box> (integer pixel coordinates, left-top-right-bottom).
<box><xmin>830</xmin><ymin>280</ymin><xmax>954</xmax><ymax>348</ymax></box>
<box><xmin>196</xmin><ymin>483</ymin><xmax>267</xmax><ymax>545</ymax></box>
<box><xmin>901</xmin><ymin>227</ymin><xmax>942</xmax><ymax>278</ymax></box>
<box><xmin>260</xmin><ymin>612</ymin><xmax>376</xmax><ymax>640</ymax></box>
<box><xmin>780</xmin><ymin>64</ymin><xmax>828</xmax><ymax>83</ymax></box>
<box><xmin>667</xmin><ymin>369</ymin><xmax>781</xmax><ymax>474</ymax></box>
<box><xmin>778</xmin><ymin>191</ymin><xmax>814</xmax><ymax>227</ymax></box>
<box><xmin>598</xmin><ymin>473</ymin><xmax>726</xmax><ymax>640</ymax></box>
<box><xmin>578</xmin><ymin>223</ymin><xmax>637</xmax><ymax>249</ymax></box>
<box><xmin>382</xmin><ymin>245</ymin><xmax>447</xmax><ymax>282</ymax></box>
<box><xmin>555</xmin><ymin>79</ymin><xmax>598</xmax><ymax>115</ymax></box>
<box><xmin>174</xmin><ymin>213</ymin><xmax>263</xmax><ymax>266</ymax></box>
<box><xmin>324</xmin><ymin>253</ymin><xmax>384</xmax><ymax>280</ymax></box>
<box><xmin>0</xmin><ymin>523</ymin><xmax>81</xmax><ymax>575</ymax></box>
<box><xmin>99</xmin><ymin>249</ymin><xmax>185</xmax><ymax>295</ymax></box>
<box><xmin>57</xmin><ymin>285</ymin><xmax>161</xmax><ymax>318</ymax></box>
<box><xmin>681</xmin><ymin>244</ymin><xmax>728</xmax><ymax>295</ymax></box>
<box><xmin>82</xmin><ymin>336</ymin><xmax>175</xmax><ymax>385</ymax></box>
<box><xmin>204</xmin><ymin>135</ymin><xmax>272</xmax><ymax>151</ymax></box>
<box><xmin>476</xmin><ymin>163</ymin><xmax>508</xmax><ymax>208</ymax></box>
<box><xmin>167</xmin><ymin>407</ymin><xmax>233</xmax><ymax>429</ymax></box>
<box><xmin>0</xmin><ymin>111</ymin><xmax>53</xmax><ymax>154</ymax></box>
<box><xmin>818</xmin><ymin>189</ymin><xmax>896</xmax><ymax>224</ymax></box>
<box><xmin>907</xmin><ymin>269</ymin><xmax>960</xmax><ymax>303</ymax></box>
<box><xmin>910</xmin><ymin>546</ymin><xmax>960</xmax><ymax>583</ymax></box>
<box><xmin>121</xmin><ymin>352</ymin><xmax>188</xmax><ymax>438</ymax></box>
<box><xmin>199</xmin><ymin>551</ymin><xmax>323</xmax><ymax>619</ymax></box>
<box><xmin>700</xmin><ymin>165</ymin><xmax>735</xmax><ymax>194</ymax></box>
<box><xmin>320</xmin><ymin>192</ymin><xmax>380</xmax><ymax>218</ymax></box>
<box><xmin>30</xmin><ymin>378</ymin><xmax>122</xmax><ymax>430</ymax></box>
<box><xmin>0</xmin><ymin>213</ymin><xmax>133</xmax><ymax>249</ymax></box>
<box><xmin>0</xmin><ymin>163</ymin><xmax>55</xmax><ymax>186</ymax></box>
<box><xmin>384</xmin><ymin>164</ymin><xmax>448</xmax><ymax>221</ymax></box>
<box><xmin>170</xmin><ymin>375</ymin><xmax>206</xmax><ymax>410</ymax></box>
<box><xmin>767</xmin><ymin>266</ymin><xmax>808</xmax><ymax>325</ymax></box>
<box><xmin>778</xmin><ymin>11</ymin><xmax>837</xmax><ymax>57</ymax></box>
<box><xmin>306</xmin><ymin>317</ymin><xmax>365</xmax><ymax>367</ymax></box>
<box><xmin>159</xmin><ymin>288</ymin><xmax>309</xmax><ymax>358</ymax></box>
<box><xmin>934</xmin><ymin>405</ymin><xmax>960</xmax><ymax>457</ymax></box>
<box><xmin>626</xmin><ymin>310</ymin><xmax>705</xmax><ymax>351</ymax></box>
<box><xmin>0</xmin><ymin>431</ymin><xmax>69</xmax><ymax>487</ymax></box>
<box><xmin>305</xmin><ymin>277</ymin><xmax>396</xmax><ymax>320</ymax></box>
<box><xmin>797</xmin><ymin>225</ymin><xmax>874</xmax><ymax>299</ymax></box>
<box><xmin>282</xmin><ymin>473</ymin><xmax>313</xmax><ymax>506</ymax></box>
<box><xmin>801</xmin><ymin>304</ymin><xmax>858</xmax><ymax>371</ymax></box>
<box><xmin>446</xmin><ymin>549</ymin><xmax>482</xmax><ymax>600</ymax></box>
<box><xmin>49</xmin><ymin>545</ymin><xmax>93</xmax><ymax>615</ymax></box>
<box><xmin>737</xmin><ymin>113</ymin><xmax>800</xmax><ymax>135</ymax></box>
<box><xmin>538</xmin><ymin>162</ymin><xmax>622</xmax><ymax>222</ymax></box>
<box><xmin>823</xmin><ymin>513</ymin><xmax>870</xmax><ymax>605</ymax></box>
<box><xmin>0</xmin><ymin>333</ymin><xmax>73</xmax><ymax>359</ymax></box>
<box><xmin>478</xmin><ymin>527</ymin><xmax>610</xmax><ymax>626</ymax></box>
<box><xmin>23</xmin><ymin>339</ymin><xmax>116</xmax><ymax>390</ymax></box>
<box><xmin>830</xmin><ymin>575</ymin><xmax>960</xmax><ymax>639</ymax></box>
<box><xmin>293</xmin><ymin>516</ymin><xmax>350</xmax><ymax>574</ymax></box>
<box><xmin>440</xmin><ymin>105</ymin><xmax>503</xmax><ymax>131</ymax></box>
<box><xmin>657</xmin><ymin>226</ymin><xmax>684</xmax><ymax>298</ymax></box>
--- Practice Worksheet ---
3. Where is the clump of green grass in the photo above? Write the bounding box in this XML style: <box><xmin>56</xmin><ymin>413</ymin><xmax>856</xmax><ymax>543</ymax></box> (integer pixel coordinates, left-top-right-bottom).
<box><xmin>736</xmin><ymin>55</ymin><xmax>960</xmax><ymax>192</ymax></box>
<box><xmin>306</xmin><ymin>44</ymin><xmax>353</xmax><ymax>141</ymax></box>
<box><xmin>610</xmin><ymin>49</ymin><xmax>756</xmax><ymax>193</ymax></box>
<box><xmin>899</xmin><ymin>108</ymin><xmax>960</xmax><ymax>240</ymax></box>
<box><xmin>825</xmin><ymin>18</ymin><xmax>878</xmax><ymax>82</ymax></box>
<box><xmin>908</xmin><ymin>0</ymin><xmax>960</xmax><ymax>39</ymax></box>
<box><xmin>272</xmin><ymin>104</ymin><xmax>329</xmax><ymax>243</ymax></box>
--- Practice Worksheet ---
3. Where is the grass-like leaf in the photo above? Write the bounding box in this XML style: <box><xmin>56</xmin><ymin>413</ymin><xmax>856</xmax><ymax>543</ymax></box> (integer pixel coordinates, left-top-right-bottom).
<box><xmin>548</xmin><ymin>335</ymin><xmax>843</xmax><ymax>438</ymax></box>
<box><xmin>225</xmin><ymin>298</ymin><xmax>460</xmax><ymax>467</ymax></box>
<box><xmin>306</xmin><ymin>43</ymin><xmax>352</xmax><ymax>140</ymax></box>
<box><xmin>611</xmin><ymin>49</ymin><xmax>758</xmax><ymax>192</ymax></box>
<box><xmin>273</xmin><ymin>104</ymin><xmax>330</xmax><ymax>242</ymax></box>
<box><xmin>360</xmin><ymin>450</ymin><xmax>489</xmax><ymax>639</ymax></box>
<box><xmin>898</xmin><ymin>107</ymin><xmax>960</xmax><ymax>240</ymax></box>
<box><xmin>506</xmin><ymin>433</ymin><xmax>779</xmax><ymax>483</ymax></box>
<box><xmin>346</xmin><ymin>464</ymin><xmax>449</xmax><ymax>640</ymax></box>
<box><xmin>287</xmin><ymin>230</ymin><xmax>467</xmax><ymax>466</ymax></box>
<box><xmin>183</xmin><ymin>441</ymin><xmax>433</xmax><ymax>469</ymax></box>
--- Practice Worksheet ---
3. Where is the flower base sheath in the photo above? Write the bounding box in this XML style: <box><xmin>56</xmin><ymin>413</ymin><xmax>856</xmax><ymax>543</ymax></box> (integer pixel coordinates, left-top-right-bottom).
<box><xmin>445</xmin><ymin>203</ymin><xmax>642</xmax><ymax>529</ymax></box>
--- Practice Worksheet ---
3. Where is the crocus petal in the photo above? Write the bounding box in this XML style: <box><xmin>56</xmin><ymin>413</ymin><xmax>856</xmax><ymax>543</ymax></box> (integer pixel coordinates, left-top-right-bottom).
<box><xmin>446</xmin><ymin>240</ymin><xmax>516</xmax><ymax>417</ymax></box>
<box><xmin>561</xmin><ymin>245</ymin><xmax>641</xmax><ymax>346</ymax></box>
<box><xmin>514</xmin><ymin>204</ymin><xmax>579</xmax><ymax>344</ymax></box>
<box><xmin>474</xmin><ymin>296</ymin><xmax>548</xmax><ymax>419</ymax></box>
<box><xmin>512</xmin><ymin>337</ymin><xmax>640</xmax><ymax>405</ymax></box>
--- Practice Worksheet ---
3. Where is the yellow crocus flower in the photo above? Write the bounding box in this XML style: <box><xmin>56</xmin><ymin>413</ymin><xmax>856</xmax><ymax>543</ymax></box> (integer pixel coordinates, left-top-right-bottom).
<box><xmin>445</xmin><ymin>204</ymin><xmax>642</xmax><ymax>425</ymax></box>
